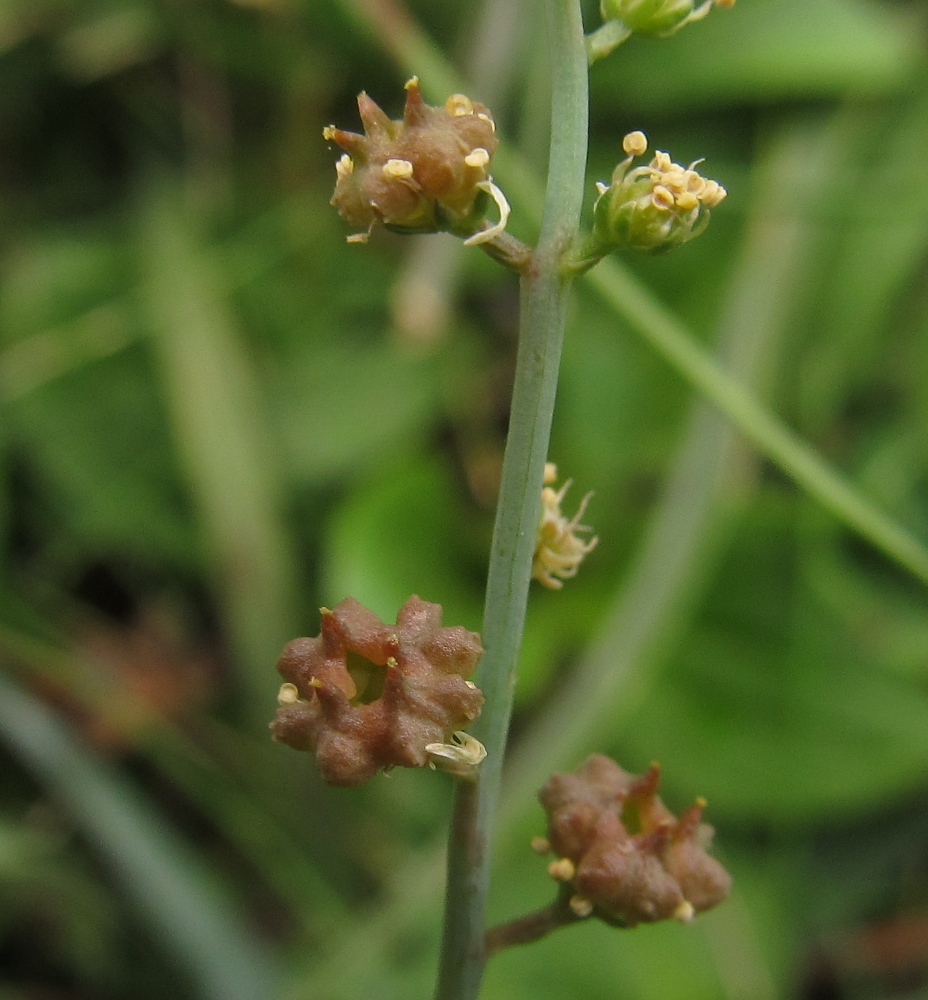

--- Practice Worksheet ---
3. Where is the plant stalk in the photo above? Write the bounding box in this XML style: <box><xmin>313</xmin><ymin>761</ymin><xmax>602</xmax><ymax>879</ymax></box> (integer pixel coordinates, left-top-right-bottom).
<box><xmin>432</xmin><ymin>3</ymin><xmax>589</xmax><ymax>999</ymax></box>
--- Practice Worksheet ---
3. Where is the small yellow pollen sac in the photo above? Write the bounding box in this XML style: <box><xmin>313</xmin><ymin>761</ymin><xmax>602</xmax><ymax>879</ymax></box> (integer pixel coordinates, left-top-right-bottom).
<box><xmin>623</xmin><ymin>130</ymin><xmax>648</xmax><ymax>157</ymax></box>
<box><xmin>673</xmin><ymin>900</ymin><xmax>696</xmax><ymax>924</ymax></box>
<box><xmin>701</xmin><ymin>180</ymin><xmax>727</xmax><ymax>206</ymax></box>
<box><xmin>675</xmin><ymin>191</ymin><xmax>699</xmax><ymax>211</ymax></box>
<box><xmin>322</xmin><ymin>125</ymin><xmax>337</xmax><ymax>142</ymax></box>
<box><xmin>543</xmin><ymin>462</ymin><xmax>558</xmax><ymax>486</ymax></box>
<box><xmin>464</xmin><ymin>147</ymin><xmax>490</xmax><ymax>168</ymax></box>
<box><xmin>335</xmin><ymin>154</ymin><xmax>354</xmax><ymax>179</ymax></box>
<box><xmin>548</xmin><ymin>858</ymin><xmax>576</xmax><ymax>882</ymax></box>
<box><xmin>569</xmin><ymin>895</ymin><xmax>594</xmax><ymax>918</ymax></box>
<box><xmin>651</xmin><ymin>150</ymin><xmax>674</xmax><ymax>172</ymax></box>
<box><xmin>530</xmin><ymin>836</ymin><xmax>551</xmax><ymax>855</ymax></box>
<box><xmin>684</xmin><ymin>170</ymin><xmax>707</xmax><ymax>195</ymax></box>
<box><xmin>383</xmin><ymin>158</ymin><xmax>414</xmax><ymax>179</ymax></box>
<box><xmin>651</xmin><ymin>185</ymin><xmax>676</xmax><ymax>211</ymax></box>
<box><xmin>277</xmin><ymin>682</ymin><xmax>299</xmax><ymax>705</ymax></box>
<box><xmin>446</xmin><ymin>93</ymin><xmax>474</xmax><ymax>117</ymax></box>
<box><xmin>404</xmin><ymin>75</ymin><xmax>420</xmax><ymax>90</ymax></box>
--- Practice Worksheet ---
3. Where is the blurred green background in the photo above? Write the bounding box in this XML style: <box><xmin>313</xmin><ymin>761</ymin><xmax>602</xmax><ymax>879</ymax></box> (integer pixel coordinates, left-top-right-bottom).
<box><xmin>2</xmin><ymin>0</ymin><xmax>928</xmax><ymax>997</ymax></box>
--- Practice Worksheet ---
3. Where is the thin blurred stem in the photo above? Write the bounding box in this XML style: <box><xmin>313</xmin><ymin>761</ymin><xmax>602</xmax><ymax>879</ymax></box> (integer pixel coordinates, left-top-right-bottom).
<box><xmin>433</xmin><ymin>2</ymin><xmax>588</xmax><ymax>998</ymax></box>
<box><xmin>485</xmin><ymin>892</ymin><xmax>580</xmax><ymax>957</ymax></box>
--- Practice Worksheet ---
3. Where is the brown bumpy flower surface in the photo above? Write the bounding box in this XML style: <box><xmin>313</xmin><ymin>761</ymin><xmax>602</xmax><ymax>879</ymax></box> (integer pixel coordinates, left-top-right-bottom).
<box><xmin>270</xmin><ymin>596</ymin><xmax>484</xmax><ymax>786</ymax></box>
<box><xmin>538</xmin><ymin>754</ymin><xmax>731</xmax><ymax>926</ymax></box>
<box><xmin>323</xmin><ymin>78</ymin><xmax>500</xmax><ymax>242</ymax></box>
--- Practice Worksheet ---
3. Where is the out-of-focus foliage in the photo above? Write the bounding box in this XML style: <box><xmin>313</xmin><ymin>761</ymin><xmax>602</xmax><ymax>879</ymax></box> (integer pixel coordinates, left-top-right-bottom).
<box><xmin>2</xmin><ymin>0</ymin><xmax>928</xmax><ymax>998</ymax></box>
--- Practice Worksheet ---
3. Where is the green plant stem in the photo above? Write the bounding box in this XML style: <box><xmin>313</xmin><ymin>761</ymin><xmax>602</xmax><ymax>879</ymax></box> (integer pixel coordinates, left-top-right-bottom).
<box><xmin>433</xmin><ymin>3</ymin><xmax>588</xmax><ymax>998</ymax></box>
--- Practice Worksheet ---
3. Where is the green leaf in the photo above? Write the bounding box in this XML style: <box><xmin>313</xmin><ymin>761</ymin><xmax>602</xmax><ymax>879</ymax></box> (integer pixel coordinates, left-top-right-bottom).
<box><xmin>590</xmin><ymin>0</ymin><xmax>921</xmax><ymax>113</ymax></box>
<box><xmin>0</xmin><ymin>671</ymin><xmax>282</xmax><ymax>1000</ymax></box>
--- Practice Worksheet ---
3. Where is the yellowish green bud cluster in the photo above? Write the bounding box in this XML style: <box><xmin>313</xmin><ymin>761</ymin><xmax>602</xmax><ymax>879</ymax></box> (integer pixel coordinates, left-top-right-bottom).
<box><xmin>588</xmin><ymin>131</ymin><xmax>726</xmax><ymax>256</ymax></box>
<box><xmin>600</xmin><ymin>0</ymin><xmax>734</xmax><ymax>37</ymax></box>
<box><xmin>323</xmin><ymin>77</ymin><xmax>509</xmax><ymax>245</ymax></box>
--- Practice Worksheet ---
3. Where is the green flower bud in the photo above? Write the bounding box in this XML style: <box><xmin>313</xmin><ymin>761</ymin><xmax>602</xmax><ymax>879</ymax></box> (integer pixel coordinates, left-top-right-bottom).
<box><xmin>600</xmin><ymin>0</ymin><xmax>734</xmax><ymax>37</ymax></box>
<box><xmin>587</xmin><ymin>131</ymin><xmax>726</xmax><ymax>256</ymax></box>
<box><xmin>323</xmin><ymin>78</ymin><xmax>509</xmax><ymax>245</ymax></box>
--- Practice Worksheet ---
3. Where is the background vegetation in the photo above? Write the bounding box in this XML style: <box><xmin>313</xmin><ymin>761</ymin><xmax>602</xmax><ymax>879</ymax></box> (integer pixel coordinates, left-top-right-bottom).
<box><xmin>2</xmin><ymin>0</ymin><xmax>928</xmax><ymax>997</ymax></box>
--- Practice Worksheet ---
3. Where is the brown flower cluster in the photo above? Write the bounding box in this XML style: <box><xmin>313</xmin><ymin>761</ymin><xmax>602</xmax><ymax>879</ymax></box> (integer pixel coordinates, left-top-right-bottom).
<box><xmin>271</xmin><ymin>596</ymin><xmax>484</xmax><ymax>786</ymax></box>
<box><xmin>536</xmin><ymin>754</ymin><xmax>730</xmax><ymax>926</ymax></box>
<box><xmin>323</xmin><ymin>78</ymin><xmax>505</xmax><ymax>244</ymax></box>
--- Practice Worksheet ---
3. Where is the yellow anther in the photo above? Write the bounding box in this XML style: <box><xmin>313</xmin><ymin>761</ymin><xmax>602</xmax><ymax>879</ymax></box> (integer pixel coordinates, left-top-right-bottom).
<box><xmin>548</xmin><ymin>858</ymin><xmax>576</xmax><ymax>881</ymax></box>
<box><xmin>701</xmin><ymin>180</ymin><xmax>727</xmax><ymax>206</ymax></box>
<box><xmin>675</xmin><ymin>191</ymin><xmax>699</xmax><ymax>211</ymax></box>
<box><xmin>277</xmin><ymin>682</ymin><xmax>299</xmax><ymax>705</ymax></box>
<box><xmin>383</xmin><ymin>158</ymin><xmax>414</xmax><ymax>179</ymax></box>
<box><xmin>404</xmin><ymin>75</ymin><xmax>420</xmax><ymax>90</ymax></box>
<box><xmin>464</xmin><ymin>147</ymin><xmax>490</xmax><ymax>168</ymax></box>
<box><xmin>651</xmin><ymin>185</ymin><xmax>676</xmax><ymax>211</ymax></box>
<box><xmin>322</xmin><ymin>125</ymin><xmax>337</xmax><ymax>141</ymax></box>
<box><xmin>673</xmin><ymin>900</ymin><xmax>696</xmax><ymax>923</ymax></box>
<box><xmin>424</xmin><ymin>731</ymin><xmax>487</xmax><ymax>778</ymax></box>
<box><xmin>651</xmin><ymin>150</ymin><xmax>674</xmax><ymax>172</ymax></box>
<box><xmin>531</xmin><ymin>836</ymin><xmax>551</xmax><ymax>855</ymax></box>
<box><xmin>622</xmin><ymin>130</ymin><xmax>648</xmax><ymax>157</ymax></box>
<box><xmin>569</xmin><ymin>895</ymin><xmax>594</xmax><ymax>918</ymax></box>
<box><xmin>335</xmin><ymin>154</ymin><xmax>354</xmax><ymax>179</ymax></box>
<box><xmin>446</xmin><ymin>93</ymin><xmax>474</xmax><ymax>116</ymax></box>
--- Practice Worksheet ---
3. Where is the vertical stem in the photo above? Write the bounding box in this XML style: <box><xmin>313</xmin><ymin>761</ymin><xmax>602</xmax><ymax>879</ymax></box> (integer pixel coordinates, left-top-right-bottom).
<box><xmin>433</xmin><ymin>3</ymin><xmax>588</xmax><ymax>999</ymax></box>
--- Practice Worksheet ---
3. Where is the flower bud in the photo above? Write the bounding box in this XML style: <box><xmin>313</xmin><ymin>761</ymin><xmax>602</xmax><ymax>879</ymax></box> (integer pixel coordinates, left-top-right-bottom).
<box><xmin>323</xmin><ymin>78</ymin><xmax>509</xmax><ymax>245</ymax></box>
<box><xmin>271</xmin><ymin>596</ymin><xmax>484</xmax><ymax>786</ymax></box>
<box><xmin>536</xmin><ymin>754</ymin><xmax>730</xmax><ymax>927</ymax></box>
<box><xmin>587</xmin><ymin>131</ymin><xmax>726</xmax><ymax>256</ymax></box>
<box><xmin>600</xmin><ymin>0</ymin><xmax>734</xmax><ymax>37</ymax></box>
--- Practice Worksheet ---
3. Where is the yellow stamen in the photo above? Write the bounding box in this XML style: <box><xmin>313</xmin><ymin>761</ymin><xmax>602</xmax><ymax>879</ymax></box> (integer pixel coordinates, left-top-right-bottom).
<box><xmin>622</xmin><ymin>130</ymin><xmax>648</xmax><ymax>157</ymax></box>
<box><xmin>383</xmin><ymin>158</ymin><xmax>414</xmax><ymax>179</ymax></box>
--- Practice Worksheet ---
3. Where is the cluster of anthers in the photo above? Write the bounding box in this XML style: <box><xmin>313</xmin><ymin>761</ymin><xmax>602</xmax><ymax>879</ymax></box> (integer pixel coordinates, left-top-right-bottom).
<box><xmin>323</xmin><ymin>77</ymin><xmax>508</xmax><ymax>246</ymax></box>
<box><xmin>589</xmin><ymin>130</ymin><xmax>726</xmax><ymax>255</ymax></box>
<box><xmin>532</xmin><ymin>463</ymin><xmax>599</xmax><ymax>590</ymax></box>
<box><xmin>614</xmin><ymin>130</ymin><xmax>726</xmax><ymax>212</ymax></box>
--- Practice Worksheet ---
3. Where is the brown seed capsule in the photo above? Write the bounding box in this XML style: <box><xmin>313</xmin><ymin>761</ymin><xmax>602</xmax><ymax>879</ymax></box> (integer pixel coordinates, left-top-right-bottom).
<box><xmin>537</xmin><ymin>754</ymin><xmax>731</xmax><ymax>927</ymax></box>
<box><xmin>323</xmin><ymin>78</ymin><xmax>504</xmax><ymax>243</ymax></box>
<box><xmin>270</xmin><ymin>596</ymin><xmax>484</xmax><ymax>787</ymax></box>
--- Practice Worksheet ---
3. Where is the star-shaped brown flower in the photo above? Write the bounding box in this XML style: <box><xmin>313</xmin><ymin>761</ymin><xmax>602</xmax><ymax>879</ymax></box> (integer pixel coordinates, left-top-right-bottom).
<box><xmin>271</xmin><ymin>596</ymin><xmax>484</xmax><ymax>786</ymax></box>
<box><xmin>537</xmin><ymin>754</ymin><xmax>731</xmax><ymax>926</ymax></box>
